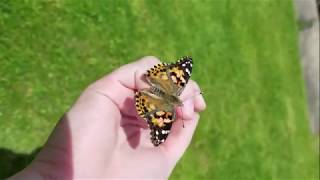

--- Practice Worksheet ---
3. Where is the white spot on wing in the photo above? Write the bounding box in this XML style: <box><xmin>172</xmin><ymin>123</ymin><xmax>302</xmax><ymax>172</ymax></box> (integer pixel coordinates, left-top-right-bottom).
<box><xmin>161</xmin><ymin>130</ymin><xmax>170</xmax><ymax>134</ymax></box>
<box><xmin>186</xmin><ymin>68</ymin><xmax>191</xmax><ymax>75</ymax></box>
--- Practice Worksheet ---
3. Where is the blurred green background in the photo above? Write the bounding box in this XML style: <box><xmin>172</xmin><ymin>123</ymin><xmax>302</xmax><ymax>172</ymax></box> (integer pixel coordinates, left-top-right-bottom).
<box><xmin>0</xmin><ymin>0</ymin><xmax>318</xmax><ymax>179</ymax></box>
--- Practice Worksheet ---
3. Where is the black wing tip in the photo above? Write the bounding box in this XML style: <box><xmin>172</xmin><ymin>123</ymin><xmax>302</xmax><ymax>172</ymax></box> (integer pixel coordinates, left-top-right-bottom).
<box><xmin>179</xmin><ymin>56</ymin><xmax>192</xmax><ymax>62</ymax></box>
<box><xmin>163</xmin><ymin>56</ymin><xmax>193</xmax><ymax>65</ymax></box>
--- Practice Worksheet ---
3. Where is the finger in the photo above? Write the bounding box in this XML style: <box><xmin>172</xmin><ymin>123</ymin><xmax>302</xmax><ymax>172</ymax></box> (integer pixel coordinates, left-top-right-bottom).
<box><xmin>180</xmin><ymin>80</ymin><xmax>206</xmax><ymax>113</ymax></box>
<box><xmin>161</xmin><ymin>113</ymin><xmax>200</xmax><ymax>161</ymax></box>
<box><xmin>188</xmin><ymin>80</ymin><xmax>206</xmax><ymax>112</ymax></box>
<box><xmin>179</xmin><ymin>80</ymin><xmax>196</xmax><ymax>101</ymax></box>
<box><xmin>175</xmin><ymin>80</ymin><xmax>196</xmax><ymax>120</ymax></box>
<box><xmin>86</xmin><ymin>56</ymin><xmax>161</xmax><ymax>116</ymax></box>
<box><xmin>194</xmin><ymin>94</ymin><xmax>206</xmax><ymax>112</ymax></box>
<box><xmin>176</xmin><ymin>98</ymin><xmax>194</xmax><ymax>121</ymax></box>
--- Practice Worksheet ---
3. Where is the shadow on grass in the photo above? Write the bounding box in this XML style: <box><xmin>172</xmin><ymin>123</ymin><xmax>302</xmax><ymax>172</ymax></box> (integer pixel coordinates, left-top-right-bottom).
<box><xmin>0</xmin><ymin>147</ymin><xmax>42</xmax><ymax>178</ymax></box>
<box><xmin>0</xmin><ymin>114</ymin><xmax>74</xmax><ymax>179</ymax></box>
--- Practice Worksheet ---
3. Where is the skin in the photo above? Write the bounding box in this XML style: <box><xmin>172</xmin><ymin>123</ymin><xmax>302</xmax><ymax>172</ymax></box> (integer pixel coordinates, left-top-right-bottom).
<box><xmin>9</xmin><ymin>56</ymin><xmax>206</xmax><ymax>180</ymax></box>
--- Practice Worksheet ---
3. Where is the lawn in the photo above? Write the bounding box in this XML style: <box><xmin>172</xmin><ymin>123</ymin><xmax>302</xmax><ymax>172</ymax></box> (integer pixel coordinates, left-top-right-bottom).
<box><xmin>0</xmin><ymin>0</ymin><xmax>318</xmax><ymax>179</ymax></box>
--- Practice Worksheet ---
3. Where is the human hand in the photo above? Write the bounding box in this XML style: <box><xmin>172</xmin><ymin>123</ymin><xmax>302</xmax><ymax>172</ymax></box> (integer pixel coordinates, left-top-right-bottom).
<box><xmin>10</xmin><ymin>56</ymin><xmax>206</xmax><ymax>179</ymax></box>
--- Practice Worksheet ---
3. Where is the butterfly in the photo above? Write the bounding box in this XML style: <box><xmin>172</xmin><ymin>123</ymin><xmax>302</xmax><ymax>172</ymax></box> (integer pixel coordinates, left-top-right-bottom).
<box><xmin>135</xmin><ymin>56</ymin><xmax>193</xmax><ymax>146</ymax></box>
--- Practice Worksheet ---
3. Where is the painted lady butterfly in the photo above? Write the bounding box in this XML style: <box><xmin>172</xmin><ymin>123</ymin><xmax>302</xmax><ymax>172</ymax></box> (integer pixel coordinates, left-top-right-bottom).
<box><xmin>135</xmin><ymin>56</ymin><xmax>193</xmax><ymax>146</ymax></box>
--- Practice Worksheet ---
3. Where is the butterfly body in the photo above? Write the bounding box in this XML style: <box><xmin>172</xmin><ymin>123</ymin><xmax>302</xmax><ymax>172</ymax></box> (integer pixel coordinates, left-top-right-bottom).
<box><xmin>135</xmin><ymin>56</ymin><xmax>193</xmax><ymax>146</ymax></box>
<box><xmin>149</xmin><ymin>87</ymin><xmax>183</xmax><ymax>106</ymax></box>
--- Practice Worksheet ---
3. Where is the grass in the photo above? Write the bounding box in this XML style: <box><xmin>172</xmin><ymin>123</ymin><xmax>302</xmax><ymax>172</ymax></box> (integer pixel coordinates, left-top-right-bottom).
<box><xmin>0</xmin><ymin>0</ymin><xmax>318</xmax><ymax>179</ymax></box>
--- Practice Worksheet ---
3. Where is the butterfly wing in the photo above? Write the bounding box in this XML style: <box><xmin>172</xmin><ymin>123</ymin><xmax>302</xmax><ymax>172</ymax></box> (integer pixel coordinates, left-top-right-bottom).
<box><xmin>145</xmin><ymin>56</ymin><xmax>193</xmax><ymax>96</ymax></box>
<box><xmin>145</xmin><ymin>62</ymin><xmax>175</xmax><ymax>94</ymax></box>
<box><xmin>135</xmin><ymin>91</ymin><xmax>175</xmax><ymax>146</ymax></box>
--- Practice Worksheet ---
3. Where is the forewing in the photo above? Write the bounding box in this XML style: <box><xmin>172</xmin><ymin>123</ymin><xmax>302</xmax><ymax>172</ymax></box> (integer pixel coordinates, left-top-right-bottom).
<box><xmin>135</xmin><ymin>91</ymin><xmax>175</xmax><ymax>146</ymax></box>
<box><xmin>145</xmin><ymin>56</ymin><xmax>193</xmax><ymax>96</ymax></box>
<box><xmin>167</xmin><ymin>56</ymin><xmax>193</xmax><ymax>95</ymax></box>
<box><xmin>145</xmin><ymin>62</ymin><xmax>174</xmax><ymax>94</ymax></box>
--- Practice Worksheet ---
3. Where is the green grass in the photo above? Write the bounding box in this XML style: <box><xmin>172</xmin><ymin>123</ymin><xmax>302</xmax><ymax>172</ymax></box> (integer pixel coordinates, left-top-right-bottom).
<box><xmin>0</xmin><ymin>0</ymin><xmax>318</xmax><ymax>179</ymax></box>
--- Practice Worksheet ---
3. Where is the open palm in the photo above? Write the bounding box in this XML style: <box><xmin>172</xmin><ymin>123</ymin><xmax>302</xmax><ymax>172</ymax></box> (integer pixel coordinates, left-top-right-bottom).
<box><xmin>11</xmin><ymin>56</ymin><xmax>206</xmax><ymax>179</ymax></box>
